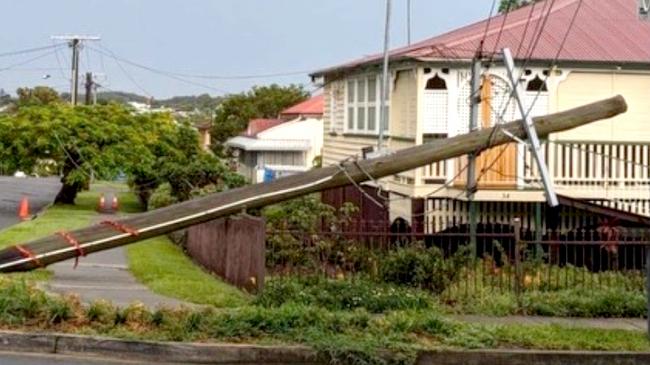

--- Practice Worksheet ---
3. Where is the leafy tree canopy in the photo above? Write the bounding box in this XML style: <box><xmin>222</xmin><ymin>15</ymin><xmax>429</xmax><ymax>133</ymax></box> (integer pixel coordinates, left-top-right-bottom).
<box><xmin>0</xmin><ymin>100</ymin><xmax>243</xmax><ymax>206</ymax></box>
<box><xmin>210</xmin><ymin>84</ymin><xmax>309</xmax><ymax>155</ymax></box>
<box><xmin>499</xmin><ymin>0</ymin><xmax>540</xmax><ymax>13</ymax></box>
<box><xmin>16</xmin><ymin>86</ymin><xmax>62</xmax><ymax>106</ymax></box>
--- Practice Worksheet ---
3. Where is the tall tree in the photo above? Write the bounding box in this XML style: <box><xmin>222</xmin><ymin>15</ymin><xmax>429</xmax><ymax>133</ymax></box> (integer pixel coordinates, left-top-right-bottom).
<box><xmin>0</xmin><ymin>102</ymin><xmax>242</xmax><ymax>205</ymax></box>
<box><xmin>499</xmin><ymin>0</ymin><xmax>540</xmax><ymax>13</ymax></box>
<box><xmin>16</xmin><ymin>86</ymin><xmax>62</xmax><ymax>106</ymax></box>
<box><xmin>210</xmin><ymin>84</ymin><xmax>309</xmax><ymax>155</ymax></box>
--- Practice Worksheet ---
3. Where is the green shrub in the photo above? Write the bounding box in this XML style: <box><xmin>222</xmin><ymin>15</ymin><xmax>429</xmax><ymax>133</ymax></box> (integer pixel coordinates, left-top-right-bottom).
<box><xmin>86</xmin><ymin>300</ymin><xmax>115</xmax><ymax>324</ymax></box>
<box><xmin>256</xmin><ymin>276</ymin><xmax>436</xmax><ymax>313</ymax></box>
<box><xmin>148</xmin><ymin>183</ymin><xmax>178</xmax><ymax>210</ymax></box>
<box><xmin>379</xmin><ymin>244</ymin><xmax>469</xmax><ymax>294</ymax></box>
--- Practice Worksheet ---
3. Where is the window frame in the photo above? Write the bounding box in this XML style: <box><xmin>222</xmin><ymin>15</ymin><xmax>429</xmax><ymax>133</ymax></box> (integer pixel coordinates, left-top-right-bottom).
<box><xmin>344</xmin><ymin>74</ymin><xmax>389</xmax><ymax>135</ymax></box>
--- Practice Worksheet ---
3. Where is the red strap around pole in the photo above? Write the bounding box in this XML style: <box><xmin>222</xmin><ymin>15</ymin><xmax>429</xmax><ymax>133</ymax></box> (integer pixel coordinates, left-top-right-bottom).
<box><xmin>101</xmin><ymin>220</ymin><xmax>140</xmax><ymax>236</ymax></box>
<box><xmin>57</xmin><ymin>231</ymin><xmax>85</xmax><ymax>269</ymax></box>
<box><xmin>14</xmin><ymin>245</ymin><xmax>43</xmax><ymax>268</ymax></box>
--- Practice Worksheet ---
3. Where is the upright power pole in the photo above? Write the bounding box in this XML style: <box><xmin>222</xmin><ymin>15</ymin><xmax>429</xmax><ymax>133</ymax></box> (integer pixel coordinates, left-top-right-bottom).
<box><xmin>378</xmin><ymin>0</ymin><xmax>392</xmax><ymax>151</ymax></box>
<box><xmin>70</xmin><ymin>39</ymin><xmax>80</xmax><ymax>105</ymax></box>
<box><xmin>51</xmin><ymin>35</ymin><xmax>101</xmax><ymax>106</ymax></box>
<box><xmin>467</xmin><ymin>58</ymin><xmax>482</xmax><ymax>252</ymax></box>
<box><xmin>85</xmin><ymin>72</ymin><xmax>94</xmax><ymax>105</ymax></box>
<box><xmin>407</xmin><ymin>0</ymin><xmax>412</xmax><ymax>46</ymax></box>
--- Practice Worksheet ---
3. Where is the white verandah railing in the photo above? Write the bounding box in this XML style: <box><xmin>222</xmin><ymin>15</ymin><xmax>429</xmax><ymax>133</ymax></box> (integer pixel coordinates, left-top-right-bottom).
<box><xmin>523</xmin><ymin>141</ymin><xmax>650</xmax><ymax>190</ymax></box>
<box><xmin>419</xmin><ymin>141</ymin><xmax>650</xmax><ymax>191</ymax></box>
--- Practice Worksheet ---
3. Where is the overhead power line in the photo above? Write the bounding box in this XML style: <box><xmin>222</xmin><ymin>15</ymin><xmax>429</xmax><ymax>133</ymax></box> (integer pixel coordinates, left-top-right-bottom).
<box><xmin>87</xmin><ymin>45</ymin><xmax>311</xmax><ymax>81</ymax></box>
<box><xmin>0</xmin><ymin>44</ymin><xmax>64</xmax><ymax>58</ymax></box>
<box><xmin>89</xmin><ymin>45</ymin><xmax>230</xmax><ymax>95</ymax></box>
<box><xmin>0</xmin><ymin>49</ymin><xmax>62</xmax><ymax>73</ymax></box>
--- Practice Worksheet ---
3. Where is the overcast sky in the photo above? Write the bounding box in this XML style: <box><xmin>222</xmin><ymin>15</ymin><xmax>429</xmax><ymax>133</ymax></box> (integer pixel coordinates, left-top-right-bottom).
<box><xmin>1</xmin><ymin>1</ymin><xmax>491</xmax><ymax>98</ymax></box>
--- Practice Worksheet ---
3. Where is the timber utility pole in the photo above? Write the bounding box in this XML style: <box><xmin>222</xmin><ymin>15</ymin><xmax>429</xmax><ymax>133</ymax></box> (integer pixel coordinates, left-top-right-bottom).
<box><xmin>84</xmin><ymin>72</ymin><xmax>93</xmax><ymax>105</ymax></box>
<box><xmin>0</xmin><ymin>96</ymin><xmax>627</xmax><ymax>273</ymax></box>
<box><xmin>467</xmin><ymin>57</ymin><xmax>482</xmax><ymax>253</ymax></box>
<box><xmin>51</xmin><ymin>35</ymin><xmax>100</xmax><ymax>105</ymax></box>
<box><xmin>378</xmin><ymin>0</ymin><xmax>392</xmax><ymax>151</ymax></box>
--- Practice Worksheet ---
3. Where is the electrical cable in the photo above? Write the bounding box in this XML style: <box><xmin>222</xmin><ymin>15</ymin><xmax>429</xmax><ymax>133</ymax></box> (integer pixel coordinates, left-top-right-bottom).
<box><xmin>89</xmin><ymin>45</ymin><xmax>229</xmax><ymax>95</ymax></box>
<box><xmin>0</xmin><ymin>48</ymin><xmax>62</xmax><ymax>73</ymax></box>
<box><xmin>0</xmin><ymin>44</ymin><xmax>63</xmax><ymax>58</ymax></box>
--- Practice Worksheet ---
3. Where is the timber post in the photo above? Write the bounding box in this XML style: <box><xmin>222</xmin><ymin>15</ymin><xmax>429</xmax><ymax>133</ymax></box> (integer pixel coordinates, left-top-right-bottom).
<box><xmin>513</xmin><ymin>218</ymin><xmax>523</xmax><ymax>309</ymax></box>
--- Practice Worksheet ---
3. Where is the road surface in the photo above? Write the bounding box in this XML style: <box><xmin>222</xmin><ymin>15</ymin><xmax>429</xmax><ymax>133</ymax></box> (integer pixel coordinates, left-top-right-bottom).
<box><xmin>0</xmin><ymin>351</ymin><xmax>177</xmax><ymax>364</ymax></box>
<box><xmin>0</xmin><ymin>176</ymin><xmax>61</xmax><ymax>229</ymax></box>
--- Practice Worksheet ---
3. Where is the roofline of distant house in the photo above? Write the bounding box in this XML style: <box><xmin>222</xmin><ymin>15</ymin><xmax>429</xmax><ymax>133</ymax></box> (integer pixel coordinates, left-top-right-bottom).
<box><xmin>310</xmin><ymin>57</ymin><xmax>650</xmax><ymax>79</ymax></box>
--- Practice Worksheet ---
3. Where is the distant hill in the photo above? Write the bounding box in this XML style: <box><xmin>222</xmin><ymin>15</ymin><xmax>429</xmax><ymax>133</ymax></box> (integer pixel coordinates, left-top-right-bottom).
<box><xmin>90</xmin><ymin>91</ymin><xmax>223</xmax><ymax>112</ymax></box>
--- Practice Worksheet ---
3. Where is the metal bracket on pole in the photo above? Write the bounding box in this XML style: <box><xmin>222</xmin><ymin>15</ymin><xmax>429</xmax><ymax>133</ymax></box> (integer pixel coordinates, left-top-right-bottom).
<box><xmin>502</xmin><ymin>48</ymin><xmax>559</xmax><ymax>207</ymax></box>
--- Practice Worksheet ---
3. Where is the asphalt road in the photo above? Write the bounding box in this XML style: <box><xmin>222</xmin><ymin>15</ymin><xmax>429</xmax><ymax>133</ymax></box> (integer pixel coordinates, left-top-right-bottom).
<box><xmin>0</xmin><ymin>351</ymin><xmax>175</xmax><ymax>365</ymax></box>
<box><xmin>0</xmin><ymin>176</ymin><xmax>61</xmax><ymax>230</ymax></box>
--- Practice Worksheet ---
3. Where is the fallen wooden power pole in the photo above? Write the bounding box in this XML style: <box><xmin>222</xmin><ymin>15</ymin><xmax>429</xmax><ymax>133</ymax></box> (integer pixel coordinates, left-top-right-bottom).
<box><xmin>0</xmin><ymin>96</ymin><xmax>627</xmax><ymax>272</ymax></box>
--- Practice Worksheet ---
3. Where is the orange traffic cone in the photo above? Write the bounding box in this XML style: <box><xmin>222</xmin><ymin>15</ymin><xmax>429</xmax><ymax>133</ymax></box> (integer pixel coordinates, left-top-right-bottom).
<box><xmin>111</xmin><ymin>196</ymin><xmax>119</xmax><ymax>212</ymax></box>
<box><xmin>97</xmin><ymin>194</ymin><xmax>105</xmax><ymax>212</ymax></box>
<box><xmin>18</xmin><ymin>196</ymin><xmax>30</xmax><ymax>221</ymax></box>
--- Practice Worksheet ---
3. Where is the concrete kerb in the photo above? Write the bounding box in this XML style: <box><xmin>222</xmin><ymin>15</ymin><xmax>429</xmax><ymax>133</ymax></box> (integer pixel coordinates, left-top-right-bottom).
<box><xmin>0</xmin><ymin>331</ymin><xmax>320</xmax><ymax>364</ymax></box>
<box><xmin>417</xmin><ymin>350</ymin><xmax>650</xmax><ymax>365</ymax></box>
<box><xmin>2</xmin><ymin>330</ymin><xmax>650</xmax><ymax>365</ymax></box>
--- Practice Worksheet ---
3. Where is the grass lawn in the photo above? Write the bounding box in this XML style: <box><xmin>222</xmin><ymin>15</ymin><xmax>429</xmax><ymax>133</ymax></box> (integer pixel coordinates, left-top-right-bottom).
<box><xmin>126</xmin><ymin>237</ymin><xmax>250</xmax><ymax>308</ymax></box>
<box><xmin>0</xmin><ymin>187</ymin><xmax>103</xmax><ymax>281</ymax></box>
<box><xmin>118</xmin><ymin>187</ymin><xmax>250</xmax><ymax>307</ymax></box>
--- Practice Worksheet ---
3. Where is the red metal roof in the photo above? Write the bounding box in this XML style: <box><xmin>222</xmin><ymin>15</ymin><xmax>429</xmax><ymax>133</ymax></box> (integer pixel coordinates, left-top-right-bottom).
<box><xmin>243</xmin><ymin>118</ymin><xmax>285</xmax><ymax>137</ymax></box>
<box><xmin>314</xmin><ymin>0</ymin><xmax>650</xmax><ymax>75</ymax></box>
<box><xmin>280</xmin><ymin>95</ymin><xmax>324</xmax><ymax>117</ymax></box>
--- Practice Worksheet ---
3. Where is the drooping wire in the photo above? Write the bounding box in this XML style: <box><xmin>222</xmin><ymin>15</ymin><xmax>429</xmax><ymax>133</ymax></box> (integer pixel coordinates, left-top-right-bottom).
<box><xmin>0</xmin><ymin>44</ymin><xmax>63</xmax><ymax>58</ymax></box>
<box><xmin>89</xmin><ymin>45</ymin><xmax>229</xmax><ymax>95</ymax></box>
<box><xmin>0</xmin><ymin>48</ymin><xmax>63</xmax><ymax>73</ymax></box>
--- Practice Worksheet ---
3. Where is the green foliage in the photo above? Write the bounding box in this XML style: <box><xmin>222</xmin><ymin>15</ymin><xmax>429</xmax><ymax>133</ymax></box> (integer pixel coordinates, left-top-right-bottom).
<box><xmin>0</xmin><ymin>102</ymin><xmax>175</xmax><ymax>204</ymax></box>
<box><xmin>210</xmin><ymin>84</ymin><xmax>309</xmax><ymax>155</ymax></box>
<box><xmin>256</xmin><ymin>276</ymin><xmax>436</xmax><ymax>313</ymax></box>
<box><xmin>16</xmin><ymin>86</ymin><xmax>62</xmax><ymax>106</ymax></box>
<box><xmin>379</xmin><ymin>244</ymin><xmax>470</xmax><ymax>294</ymax></box>
<box><xmin>0</xmin><ymin>278</ymin><xmax>648</xmax><ymax>365</ymax></box>
<box><xmin>443</xmin><ymin>261</ymin><xmax>647</xmax><ymax>317</ymax></box>
<box><xmin>264</xmin><ymin>196</ymin><xmax>366</xmax><ymax>274</ymax></box>
<box><xmin>499</xmin><ymin>0</ymin><xmax>540</xmax><ymax>13</ymax></box>
<box><xmin>148</xmin><ymin>183</ymin><xmax>178</xmax><ymax>210</ymax></box>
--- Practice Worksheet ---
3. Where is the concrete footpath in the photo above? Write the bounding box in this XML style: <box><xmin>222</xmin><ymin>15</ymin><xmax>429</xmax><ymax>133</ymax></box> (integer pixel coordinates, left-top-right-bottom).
<box><xmin>47</xmin><ymin>245</ymin><xmax>186</xmax><ymax>308</ymax></box>
<box><xmin>453</xmin><ymin>314</ymin><xmax>647</xmax><ymax>331</ymax></box>
<box><xmin>46</xmin><ymin>185</ymin><xmax>187</xmax><ymax>308</ymax></box>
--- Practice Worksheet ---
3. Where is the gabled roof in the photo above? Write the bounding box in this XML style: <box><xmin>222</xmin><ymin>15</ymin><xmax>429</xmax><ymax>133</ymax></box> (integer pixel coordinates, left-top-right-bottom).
<box><xmin>313</xmin><ymin>0</ymin><xmax>650</xmax><ymax>76</ymax></box>
<box><xmin>243</xmin><ymin>118</ymin><xmax>285</xmax><ymax>137</ymax></box>
<box><xmin>280</xmin><ymin>95</ymin><xmax>324</xmax><ymax>117</ymax></box>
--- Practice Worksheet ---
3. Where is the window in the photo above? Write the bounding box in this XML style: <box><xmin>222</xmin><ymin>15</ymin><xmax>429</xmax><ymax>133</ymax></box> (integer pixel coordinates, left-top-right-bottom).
<box><xmin>423</xmin><ymin>74</ymin><xmax>449</xmax><ymax>134</ymax></box>
<box><xmin>345</xmin><ymin>75</ymin><xmax>389</xmax><ymax>134</ymax></box>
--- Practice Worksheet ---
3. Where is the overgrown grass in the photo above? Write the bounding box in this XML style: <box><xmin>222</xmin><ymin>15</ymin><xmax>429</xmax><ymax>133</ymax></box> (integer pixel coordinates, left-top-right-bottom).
<box><xmin>257</xmin><ymin>276</ymin><xmax>436</xmax><ymax>313</ymax></box>
<box><xmin>0</xmin><ymin>279</ymin><xmax>646</xmax><ymax>365</ymax></box>
<box><xmin>126</xmin><ymin>236</ymin><xmax>250</xmax><ymax>308</ymax></box>
<box><xmin>442</xmin><ymin>261</ymin><xmax>647</xmax><ymax>317</ymax></box>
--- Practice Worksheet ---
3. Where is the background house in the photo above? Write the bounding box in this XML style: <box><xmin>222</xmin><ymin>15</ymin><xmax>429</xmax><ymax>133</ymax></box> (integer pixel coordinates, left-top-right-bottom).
<box><xmin>226</xmin><ymin>95</ymin><xmax>324</xmax><ymax>183</ymax></box>
<box><xmin>312</xmin><ymin>0</ymin><xmax>650</xmax><ymax>235</ymax></box>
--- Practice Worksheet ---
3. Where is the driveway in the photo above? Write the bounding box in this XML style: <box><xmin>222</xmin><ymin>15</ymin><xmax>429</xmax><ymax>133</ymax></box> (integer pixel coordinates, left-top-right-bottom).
<box><xmin>0</xmin><ymin>176</ymin><xmax>61</xmax><ymax>230</ymax></box>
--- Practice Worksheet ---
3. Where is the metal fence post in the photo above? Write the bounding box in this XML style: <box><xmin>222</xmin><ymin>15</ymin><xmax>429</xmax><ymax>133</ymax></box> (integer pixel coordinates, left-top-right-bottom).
<box><xmin>646</xmin><ymin>243</ymin><xmax>650</xmax><ymax>339</ymax></box>
<box><xmin>513</xmin><ymin>218</ymin><xmax>523</xmax><ymax>308</ymax></box>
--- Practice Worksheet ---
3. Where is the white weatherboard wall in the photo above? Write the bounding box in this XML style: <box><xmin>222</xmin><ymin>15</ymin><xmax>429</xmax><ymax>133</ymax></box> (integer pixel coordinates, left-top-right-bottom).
<box><xmin>554</xmin><ymin>71</ymin><xmax>650</xmax><ymax>142</ymax></box>
<box><xmin>258</xmin><ymin>117</ymin><xmax>323</xmax><ymax>166</ymax></box>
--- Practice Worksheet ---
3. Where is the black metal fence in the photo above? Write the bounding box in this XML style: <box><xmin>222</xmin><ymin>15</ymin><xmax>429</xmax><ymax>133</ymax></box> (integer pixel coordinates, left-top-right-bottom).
<box><xmin>267</xmin><ymin>219</ymin><xmax>650</xmax><ymax>296</ymax></box>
